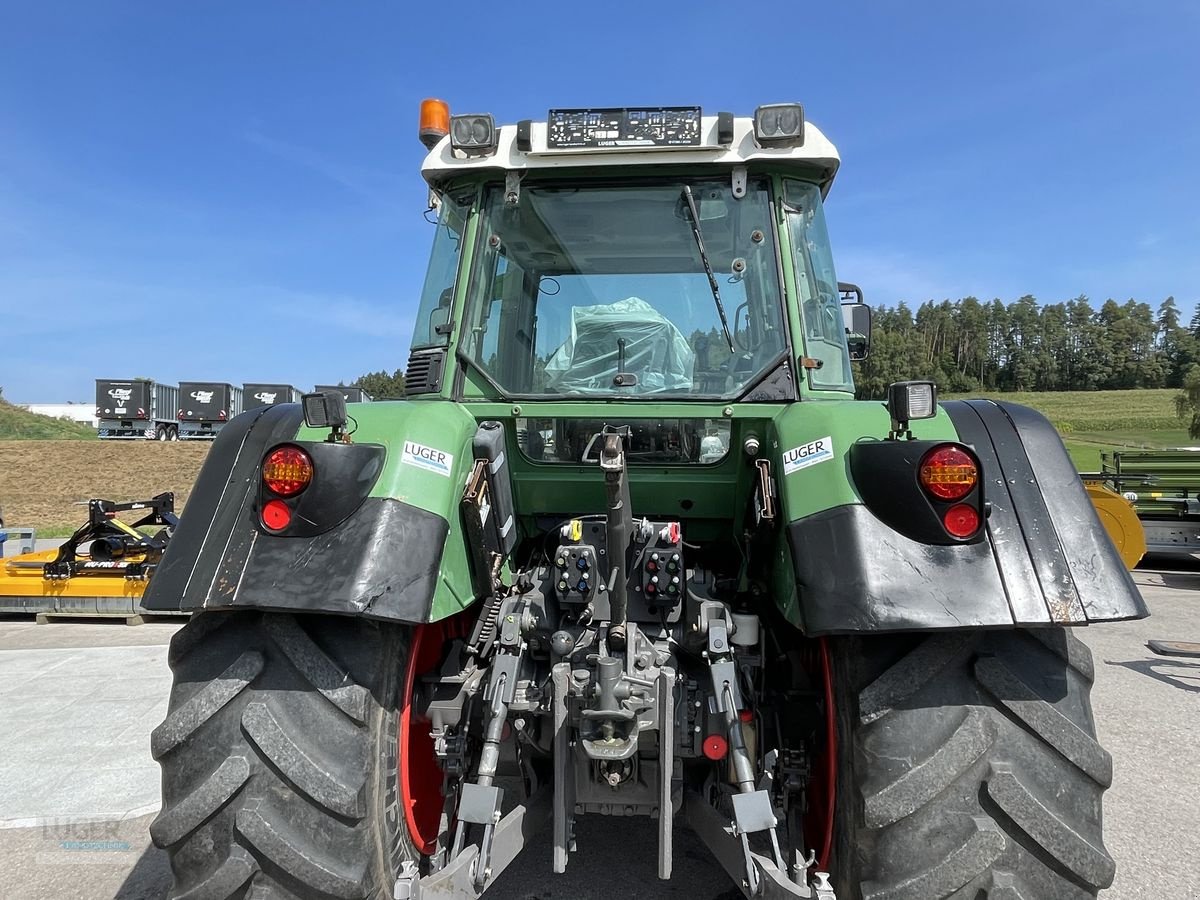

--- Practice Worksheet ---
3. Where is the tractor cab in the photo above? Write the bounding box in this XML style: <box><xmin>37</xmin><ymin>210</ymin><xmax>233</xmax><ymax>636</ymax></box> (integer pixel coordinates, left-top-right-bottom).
<box><xmin>407</xmin><ymin>103</ymin><xmax>865</xmax><ymax>415</ymax></box>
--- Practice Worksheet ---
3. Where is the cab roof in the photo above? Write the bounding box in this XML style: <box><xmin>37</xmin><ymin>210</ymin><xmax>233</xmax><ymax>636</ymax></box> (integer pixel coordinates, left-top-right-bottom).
<box><xmin>420</xmin><ymin>114</ymin><xmax>841</xmax><ymax>195</ymax></box>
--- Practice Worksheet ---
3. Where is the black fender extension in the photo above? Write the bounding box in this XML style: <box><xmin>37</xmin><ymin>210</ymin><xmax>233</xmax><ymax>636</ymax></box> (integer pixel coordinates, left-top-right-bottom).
<box><xmin>788</xmin><ymin>399</ymin><xmax>1148</xmax><ymax>634</ymax></box>
<box><xmin>143</xmin><ymin>403</ymin><xmax>447</xmax><ymax>622</ymax></box>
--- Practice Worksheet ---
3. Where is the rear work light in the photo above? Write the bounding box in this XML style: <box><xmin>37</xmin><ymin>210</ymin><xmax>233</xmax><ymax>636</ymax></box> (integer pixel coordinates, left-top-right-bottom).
<box><xmin>919</xmin><ymin>445</ymin><xmax>978</xmax><ymax>501</ymax></box>
<box><xmin>753</xmin><ymin>103</ymin><xmax>805</xmax><ymax>147</ymax></box>
<box><xmin>449</xmin><ymin>114</ymin><xmax>497</xmax><ymax>155</ymax></box>
<box><xmin>262</xmin><ymin>446</ymin><xmax>313</xmax><ymax>497</ymax></box>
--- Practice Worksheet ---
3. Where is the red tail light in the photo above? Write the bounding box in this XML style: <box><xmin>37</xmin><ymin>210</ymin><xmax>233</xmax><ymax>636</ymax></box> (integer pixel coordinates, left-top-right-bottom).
<box><xmin>261</xmin><ymin>498</ymin><xmax>292</xmax><ymax>530</ymax></box>
<box><xmin>262</xmin><ymin>446</ymin><xmax>313</xmax><ymax>497</ymax></box>
<box><xmin>919</xmin><ymin>445</ymin><xmax>978</xmax><ymax>500</ymax></box>
<box><xmin>943</xmin><ymin>503</ymin><xmax>981</xmax><ymax>538</ymax></box>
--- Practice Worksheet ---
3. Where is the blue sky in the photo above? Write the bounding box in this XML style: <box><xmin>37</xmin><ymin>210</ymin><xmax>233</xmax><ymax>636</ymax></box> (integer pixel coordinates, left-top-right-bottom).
<box><xmin>2</xmin><ymin>1</ymin><xmax>1197</xmax><ymax>402</ymax></box>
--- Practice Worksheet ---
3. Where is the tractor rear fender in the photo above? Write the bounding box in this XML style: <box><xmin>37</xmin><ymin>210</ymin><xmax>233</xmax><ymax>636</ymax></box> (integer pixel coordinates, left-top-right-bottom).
<box><xmin>143</xmin><ymin>400</ymin><xmax>481</xmax><ymax>623</ymax></box>
<box><xmin>775</xmin><ymin>398</ymin><xmax>1148</xmax><ymax>634</ymax></box>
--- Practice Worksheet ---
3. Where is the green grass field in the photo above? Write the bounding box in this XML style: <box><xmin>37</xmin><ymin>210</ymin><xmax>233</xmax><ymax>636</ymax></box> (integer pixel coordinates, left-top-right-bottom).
<box><xmin>943</xmin><ymin>389</ymin><xmax>1191</xmax><ymax>471</ymax></box>
<box><xmin>0</xmin><ymin>398</ymin><xmax>97</xmax><ymax>440</ymax></box>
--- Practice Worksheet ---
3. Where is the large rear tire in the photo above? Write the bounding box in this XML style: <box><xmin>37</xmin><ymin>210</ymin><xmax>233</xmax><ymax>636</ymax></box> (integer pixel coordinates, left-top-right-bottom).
<box><xmin>151</xmin><ymin>611</ymin><xmax>423</xmax><ymax>899</ymax></box>
<box><xmin>833</xmin><ymin>628</ymin><xmax>1116</xmax><ymax>900</ymax></box>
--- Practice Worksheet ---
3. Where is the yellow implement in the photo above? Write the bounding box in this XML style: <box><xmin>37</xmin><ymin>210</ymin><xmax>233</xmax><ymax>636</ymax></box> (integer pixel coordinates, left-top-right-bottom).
<box><xmin>0</xmin><ymin>493</ymin><xmax>183</xmax><ymax>618</ymax></box>
<box><xmin>1085</xmin><ymin>482</ymin><xmax>1146</xmax><ymax>569</ymax></box>
<box><xmin>0</xmin><ymin>547</ymin><xmax>151</xmax><ymax>612</ymax></box>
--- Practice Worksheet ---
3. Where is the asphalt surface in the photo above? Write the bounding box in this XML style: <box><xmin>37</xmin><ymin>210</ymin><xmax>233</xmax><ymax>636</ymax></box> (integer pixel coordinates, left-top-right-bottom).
<box><xmin>0</xmin><ymin>570</ymin><xmax>1195</xmax><ymax>900</ymax></box>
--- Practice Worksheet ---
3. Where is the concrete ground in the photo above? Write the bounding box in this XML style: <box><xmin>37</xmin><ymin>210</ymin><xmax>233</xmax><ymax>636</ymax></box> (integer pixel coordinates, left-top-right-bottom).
<box><xmin>0</xmin><ymin>571</ymin><xmax>1195</xmax><ymax>900</ymax></box>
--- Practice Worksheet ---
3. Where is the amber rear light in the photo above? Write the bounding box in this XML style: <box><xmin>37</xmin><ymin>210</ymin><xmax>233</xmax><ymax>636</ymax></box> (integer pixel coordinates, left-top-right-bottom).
<box><xmin>919</xmin><ymin>445</ymin><xmax>978</xmax><ymax>501</ymax></box>
<box><xmin>262</xmin><ymin>446</ymin><xmax>313</xmax><ymax>497</ymax></box>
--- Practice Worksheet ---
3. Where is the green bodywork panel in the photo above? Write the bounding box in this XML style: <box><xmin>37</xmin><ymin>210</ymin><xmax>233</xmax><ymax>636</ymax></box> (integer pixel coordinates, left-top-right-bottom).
<box><xmin>300</xmin><ymin>396</ymin><xmax>961</xmax><ymax>626</ymax></box>
<box><xmin>297</xmin><ymin>401</ymin><xmax>480</xmax><ymax>621</ymax></box>
<box><xmin>765</xmin><ymin>399</ymin><xmax>961</xmax><ymax>624</ymax></box>
<box><xmin>768</xmin><ymin>399</ymin><xmax>960</xmax><ymax>517</ymax></box>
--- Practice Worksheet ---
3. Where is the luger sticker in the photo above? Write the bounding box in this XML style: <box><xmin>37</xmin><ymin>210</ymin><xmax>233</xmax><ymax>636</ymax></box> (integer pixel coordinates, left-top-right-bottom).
<box><xmin>401</xmin><ymin>440</ymin><xmax>454</xmax><ymax>477</ymax></box>
<box><xmin>782</xmin><ymin>436</ymin><xmax>834</xmax><ymax>475</ymax></box>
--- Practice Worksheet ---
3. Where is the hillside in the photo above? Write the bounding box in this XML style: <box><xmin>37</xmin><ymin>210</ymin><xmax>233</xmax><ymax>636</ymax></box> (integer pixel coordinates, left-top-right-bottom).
<box><xmin>945</xmin><ymin>388</ymin><xmax>1187</xmax><ymax>469</ymax></box>
<box><xmin>0</xmin><ymin>440</ymin><xmax>209</xmax><ymax>531</ymax></box>
<box><xmin>943</xmin><ymin>388</ymin><xmax>1179</xmax><ymax>433</ymax></box>
<box><xmin>0</xmin><ymin>397</ymin><xmax>98</xmax><ymax>440</ymax></box>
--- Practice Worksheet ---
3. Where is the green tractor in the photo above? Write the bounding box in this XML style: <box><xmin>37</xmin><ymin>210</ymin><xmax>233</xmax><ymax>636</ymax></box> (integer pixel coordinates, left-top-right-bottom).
<box><xmin>144</xmin><ymin>102</ymin><xmax>1147</xmax><ymax>900</ymax></box>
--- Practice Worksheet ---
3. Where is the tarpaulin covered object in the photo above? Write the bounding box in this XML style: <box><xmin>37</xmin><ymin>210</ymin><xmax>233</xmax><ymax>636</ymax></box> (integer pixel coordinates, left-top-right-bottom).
<box><xmin>544</xmin><ymin>297</ymin><xmax>695</xmax><ymax>394</ymax></box>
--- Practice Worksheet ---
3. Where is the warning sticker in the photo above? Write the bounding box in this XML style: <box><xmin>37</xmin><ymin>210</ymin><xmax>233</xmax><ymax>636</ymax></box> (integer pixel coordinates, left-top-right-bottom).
<box><xmin>401</xmin><ymin>440</ymin><xmax>454</xmax><ymax>477</ymax></box>
<box><xmin>782</xmin><ymin>436</ymin><xmax>834</xmax><ymax>475</ymax></box>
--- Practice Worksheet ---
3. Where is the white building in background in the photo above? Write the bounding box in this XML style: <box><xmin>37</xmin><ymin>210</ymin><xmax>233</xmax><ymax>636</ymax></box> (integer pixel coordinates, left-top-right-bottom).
<box><xmin>19</xmin><ymin>404</ymin><xmax>99</xmax><ymax>428</ymax></box>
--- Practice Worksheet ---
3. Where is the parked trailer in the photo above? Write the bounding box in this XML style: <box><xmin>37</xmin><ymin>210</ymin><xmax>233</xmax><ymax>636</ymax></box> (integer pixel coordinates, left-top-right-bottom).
<box><xmin>96</xmin><ymin>379</ymin><xmax>180</xmax><ymax>440</ymax></box>
<box><xmin>1103</xmin><ymin>448</ymin><xmax>1200</xmax><ymax>555</ymax></box>
<box><xmin>178</xmin><ymin>382</ymin><xmax>243</xmax><ymax>440</ymax></box>
<box><xmin>313</xmin><ymin>384</ymin><xmax>373</xmax><ymax>403</ymax></box>
<box><xmin>243</xmin><ymin>383</ymin><xmax>301</xmax><ymax>411</ymax></box>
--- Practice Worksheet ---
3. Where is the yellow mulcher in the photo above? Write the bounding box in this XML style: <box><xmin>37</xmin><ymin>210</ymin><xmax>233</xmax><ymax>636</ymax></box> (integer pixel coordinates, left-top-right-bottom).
<box><xmin>1081</xmin><ymin>478</ymin><xmax>1147</xmax><ymax>569</ymax></box>
<box><xmin>0</xmin><ymin>493</ymin><xmax>185</xmax><ymax>622</ymax></box>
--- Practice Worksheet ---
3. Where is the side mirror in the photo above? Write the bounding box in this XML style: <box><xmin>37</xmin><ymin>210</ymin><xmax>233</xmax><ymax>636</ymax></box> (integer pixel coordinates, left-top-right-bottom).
<box><xmin>839</xmin><ymin>283</ymin><xmax>871</xmax><ymax>361</ymax></box>
<box><xmin>430</xmin><ymin>287</ymin><xmax>454</xmax><ymax>337</ymax></box>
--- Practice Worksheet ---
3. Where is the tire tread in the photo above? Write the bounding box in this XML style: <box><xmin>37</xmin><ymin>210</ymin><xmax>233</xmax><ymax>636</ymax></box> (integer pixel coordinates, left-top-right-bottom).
<box><xmin>153</xmin><ymin>612</ymin><xmax>412</xmax><ymax>900</ymax></box>
<box><xmin>843</xmin><ymin>629</ymin><xmax>1114</xmax><ymax>899</ymax></box>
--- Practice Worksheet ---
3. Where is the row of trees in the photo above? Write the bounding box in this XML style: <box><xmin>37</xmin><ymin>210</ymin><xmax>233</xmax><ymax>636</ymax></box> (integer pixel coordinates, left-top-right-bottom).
<box><xmin>347</xmin><ymin>369</ymin><xmax>406</xmax><ymax>399</ymax></box>
<box><xmin>854</xmin><ymin>295</ymin><xmax>1194</xmax><ymax>399</ymax></box>
<box><xmin>351</xmin><ymin>296</ymin><xmax>1198</xmax><ymax>405</ymax></box>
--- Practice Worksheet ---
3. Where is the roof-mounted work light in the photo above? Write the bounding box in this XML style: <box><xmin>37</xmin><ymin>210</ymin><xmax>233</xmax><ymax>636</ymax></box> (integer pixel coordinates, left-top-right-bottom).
<box><xmin>450</xmin><ymin>113</ymin><xmax>498</xmax><ymax>155</ymax></box>
<box><xmin>753</xmin><ymin>103</ymin><xmax>805</xmax><ymax>147</ymax></box>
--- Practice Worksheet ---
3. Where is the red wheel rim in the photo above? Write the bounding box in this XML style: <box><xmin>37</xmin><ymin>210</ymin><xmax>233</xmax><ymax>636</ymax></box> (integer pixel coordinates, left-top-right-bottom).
<box><xmin>399</xmin><ymin>614</ymin><xmax>470</xmax><ymax>855</ymax></box>
<box><xmin>802</xmin><ymin>637</ymin><xmax>837</xmax><ymax>872</ymax></box>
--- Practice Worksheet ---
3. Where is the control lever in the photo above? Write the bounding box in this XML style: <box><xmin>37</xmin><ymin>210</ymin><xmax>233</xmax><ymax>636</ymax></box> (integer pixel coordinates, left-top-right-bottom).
<box><xmin>613</xmin><ymin>337</ymin><xmax>639</xmax><ymax>387</ymax></box>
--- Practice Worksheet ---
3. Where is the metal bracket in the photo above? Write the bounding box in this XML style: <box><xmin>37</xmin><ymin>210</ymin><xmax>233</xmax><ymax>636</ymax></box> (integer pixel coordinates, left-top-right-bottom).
<box><xmin>708</xmin><ymin>620</ymin><xmax>731</xmax><ymax>656</ymax></box>
<box><xmin>394</xmin><ymin>860</ymin><xmax>421</xmax><ymax>900</ymax></box>
<box><xmin>505</xmin><ymin>171</ymin><xmax>522</xmax><ymax>207</ymax></box>
<box><xmin>732</xmin><ymin>165</ymin><xmax>747</xmax><ymax>199</ymax></box>
<box><xmin>683</xmin><ymin>790</ymin><xmax>826</xmax><ymax>899</ymax></box>
<box><xmin>457</xmin><ymin>783</ymin><xmax>504</xmax><ymax>826</ymax></box>
<box><xmin>456</xmin><ymin>782</ymin><xmax>504</xmax><ymax>890</ymax></box>
<box><xmin>551</xmin><ymin>662</ymin><xmax>574</xmax><ymax>874</ymax></box>
<box><xmin>754</xmin><ymin>459</ymin><xmax>777</xmax><ymax>524</ymax></box>
<box><xmin>415</xmin><ymin>789</ymin><xmax>553</xmax><ymax>899</ymax></box>
<box><xmin>812</xmin><ymin>872</ymin><xmax>837</xmax><ymax>899</ymax></box>
<box><xmin>709</xmin><ymin>660</ymin><xmax>743</xmax><ymax>713</ymax></box>
<box><xmin>657</xmin><ymin>667</ymin><xmax>676</xmax><ymax>881</ymax></box>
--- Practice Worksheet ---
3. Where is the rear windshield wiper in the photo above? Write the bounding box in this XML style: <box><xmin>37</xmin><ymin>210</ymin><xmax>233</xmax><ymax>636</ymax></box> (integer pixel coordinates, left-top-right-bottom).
<box><xmin>681</xmin><ymin>185</ymin><xmax>734</xmax><ymax>352</ymax></box>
